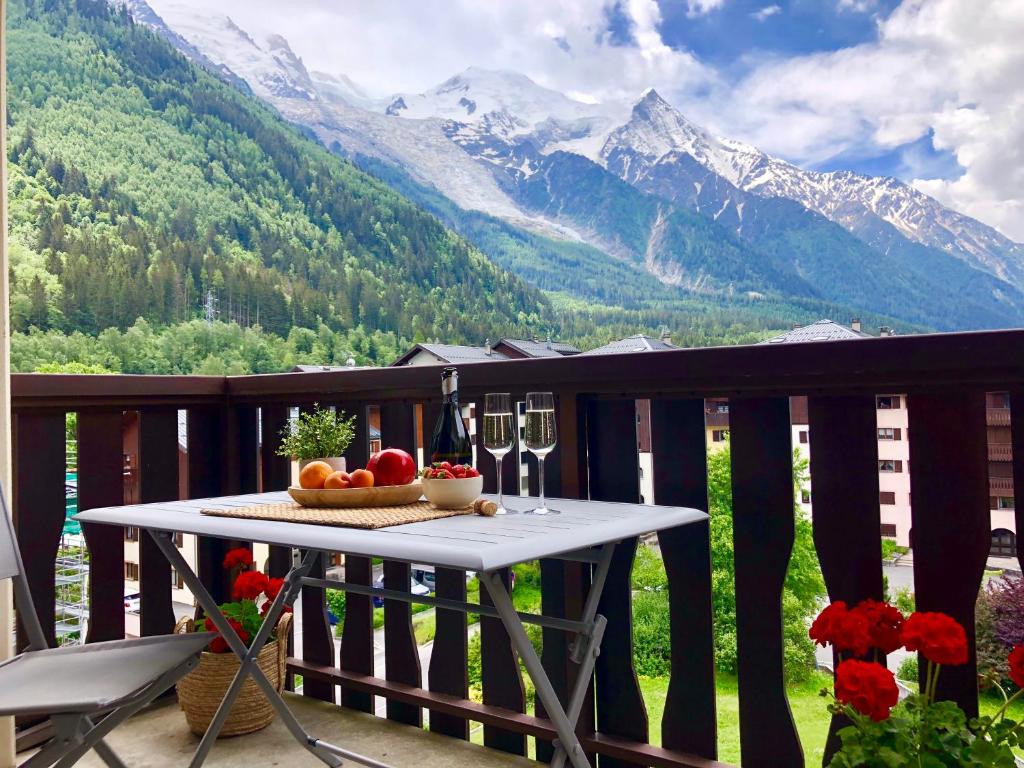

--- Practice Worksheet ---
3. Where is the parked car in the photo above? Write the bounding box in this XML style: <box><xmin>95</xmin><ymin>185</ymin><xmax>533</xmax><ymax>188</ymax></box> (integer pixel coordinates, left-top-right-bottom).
<box><xmin>372</xmin><ymin>575</ymin><xmax>430</xmax><ymax>608</ymax></box>
<box><xmin>123</xmin><ymin>590</ymin><xmax>141</xmax><ymax>614</ymax></box>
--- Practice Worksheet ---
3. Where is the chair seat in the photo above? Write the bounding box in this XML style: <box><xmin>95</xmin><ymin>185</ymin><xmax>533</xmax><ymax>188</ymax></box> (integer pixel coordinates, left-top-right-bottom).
<box><xmin>0</xmin><ymin>632</ymin><xmax>214</xmax><ymax>716</ymax></box>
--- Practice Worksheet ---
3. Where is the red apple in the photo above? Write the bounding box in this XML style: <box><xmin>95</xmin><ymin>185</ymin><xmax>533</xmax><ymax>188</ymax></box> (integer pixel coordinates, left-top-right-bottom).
<box><xmin>366</xmin><ymin>448</ymin><xmax>416</xmax><ymax>486</ymax></box>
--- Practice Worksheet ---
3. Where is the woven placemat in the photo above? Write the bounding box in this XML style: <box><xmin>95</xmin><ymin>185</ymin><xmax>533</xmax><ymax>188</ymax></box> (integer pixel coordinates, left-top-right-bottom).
<box><xmin>200</xmin><ymin>500</ymin><xmax>474</xmax><ymax>529</ymax></box>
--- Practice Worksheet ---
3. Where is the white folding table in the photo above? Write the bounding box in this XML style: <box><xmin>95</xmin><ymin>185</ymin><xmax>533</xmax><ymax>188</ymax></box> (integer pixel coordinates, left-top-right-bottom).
<box><xmin>76</xmin><ymin>492</ymin><xmax>706</xmax><ymax>768</ymax></box>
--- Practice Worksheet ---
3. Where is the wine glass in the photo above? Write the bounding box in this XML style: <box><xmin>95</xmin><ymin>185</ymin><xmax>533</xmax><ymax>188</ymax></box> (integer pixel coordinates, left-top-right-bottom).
<box><xmin>483</xmin><ymin>393</ymin><xmax>516</xmax><ymax>515</ymax></box>
<box><xmin>524</xmin><ymin>392</ymin><xmax>558</xmax><ymax>515</ymax></box>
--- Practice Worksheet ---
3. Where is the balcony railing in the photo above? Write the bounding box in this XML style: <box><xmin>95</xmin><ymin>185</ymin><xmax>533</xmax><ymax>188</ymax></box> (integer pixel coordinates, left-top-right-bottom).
<box><xmin>9</xmin><ymin>329</ymin><xmax>1024</xmax><ymax>767</ymax></box>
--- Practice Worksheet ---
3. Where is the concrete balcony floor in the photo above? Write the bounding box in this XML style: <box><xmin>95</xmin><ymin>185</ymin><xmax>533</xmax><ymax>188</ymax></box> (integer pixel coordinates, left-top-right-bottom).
<box><xmin>69</xmin><ymin>694</ymin><xmax>534</xmax><ymax>768</ymax></box>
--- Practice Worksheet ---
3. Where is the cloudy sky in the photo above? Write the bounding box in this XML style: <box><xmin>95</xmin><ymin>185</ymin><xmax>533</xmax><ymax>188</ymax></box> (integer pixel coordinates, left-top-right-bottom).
<box><xmin>157</xmin><ymin>0</ymin><xmax>1024</xmax><ymax>241</ymax></box>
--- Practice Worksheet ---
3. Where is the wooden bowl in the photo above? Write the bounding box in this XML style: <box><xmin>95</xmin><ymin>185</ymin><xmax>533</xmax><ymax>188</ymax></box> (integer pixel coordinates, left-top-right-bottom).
<box><xmin>287</xmin><ymin>481</ymin><xmax>423</xmax><ymax>508</ymax></box>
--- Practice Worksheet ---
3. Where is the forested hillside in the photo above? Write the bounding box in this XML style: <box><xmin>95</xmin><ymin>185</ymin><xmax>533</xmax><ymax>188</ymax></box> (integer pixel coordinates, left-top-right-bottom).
<box><xmin>5</xmin><ymin>0</ymin><xmax>545</xmax><ymax>348</ymax></box>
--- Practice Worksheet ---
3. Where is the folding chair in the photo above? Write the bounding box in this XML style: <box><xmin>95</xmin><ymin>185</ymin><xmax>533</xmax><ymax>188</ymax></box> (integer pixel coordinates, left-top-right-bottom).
<box><xmin>0</xmin><ymin>482</ymin><xmax>213</xmax><ymax>767</ymax></box>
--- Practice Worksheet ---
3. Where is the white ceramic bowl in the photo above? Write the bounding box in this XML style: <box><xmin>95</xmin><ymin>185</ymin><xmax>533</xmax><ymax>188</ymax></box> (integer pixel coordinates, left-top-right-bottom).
<box><xmin>422</xmin><ymin>475</ymin><xmax>484</xmax><ymax>509</ymax></box>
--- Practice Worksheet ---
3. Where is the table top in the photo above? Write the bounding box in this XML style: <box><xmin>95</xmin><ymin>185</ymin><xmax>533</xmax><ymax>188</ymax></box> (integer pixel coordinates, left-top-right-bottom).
<box><xmin>75</xmin><ymin>492</ymin><xmax>707</xmax><ymax>571</ymax></box>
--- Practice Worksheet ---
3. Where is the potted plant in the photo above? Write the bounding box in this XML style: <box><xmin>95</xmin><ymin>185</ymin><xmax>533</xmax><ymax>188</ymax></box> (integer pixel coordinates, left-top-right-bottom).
<box><xmin>175</xmin><ymin>548</ymin><xmax>292</xmax><ymax>737</ymax></box>
<box><xmin>811</xmin><ymin>599</ymin><xmax>1024</xmax><ymax>766</ymax></box>
<box><xmin>277</xmin><ymin>404</ymin><xmax>356</xmax><ymax>472</ymax></box>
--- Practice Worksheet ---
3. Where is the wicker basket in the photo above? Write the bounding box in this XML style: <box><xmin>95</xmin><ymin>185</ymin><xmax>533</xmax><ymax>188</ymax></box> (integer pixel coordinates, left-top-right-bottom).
<box><xmin>174</xmin><ymin>612</ymin><xmax>292</xmax><ymax>737</ymax></box>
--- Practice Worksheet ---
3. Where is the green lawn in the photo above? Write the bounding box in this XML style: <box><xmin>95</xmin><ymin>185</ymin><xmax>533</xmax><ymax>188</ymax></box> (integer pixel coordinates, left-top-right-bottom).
<box><xmin>639</xmin><ymin>673</ymin><xmax>1024</xmax><ymax>765</ymax></box>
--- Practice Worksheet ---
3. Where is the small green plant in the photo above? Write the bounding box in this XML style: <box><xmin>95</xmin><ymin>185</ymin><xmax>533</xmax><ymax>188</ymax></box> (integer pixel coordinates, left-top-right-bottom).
<box><xmin>277</xmin><ymin>404</ymin><xmax>356</xmax><ymax>460</ymax></box>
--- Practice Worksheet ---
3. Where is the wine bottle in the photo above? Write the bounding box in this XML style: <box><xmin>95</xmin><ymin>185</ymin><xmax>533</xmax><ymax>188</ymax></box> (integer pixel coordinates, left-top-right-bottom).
<box><xmin>429</xmin><ymin>367</ymin><xmax>473</xmax><ymax>466</ymax></box>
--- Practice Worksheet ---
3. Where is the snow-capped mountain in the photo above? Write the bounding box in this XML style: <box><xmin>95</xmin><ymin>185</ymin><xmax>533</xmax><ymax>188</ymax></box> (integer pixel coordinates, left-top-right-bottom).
<box><xmin>125</xmin><ymin>0</ymin><xmax>1024</xmax><ymax>330</ymax></box>
<box><xmin>595</xmin><ymin>90</ymin><xmax>1024</xmax><ymax>284</ymax></box>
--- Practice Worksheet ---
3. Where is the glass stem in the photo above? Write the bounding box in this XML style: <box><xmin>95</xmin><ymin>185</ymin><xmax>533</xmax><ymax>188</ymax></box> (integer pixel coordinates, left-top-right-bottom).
<box><xmin>495</xmin><ymin>455</ymin><xmax>504</xmax><ymax>509</ymax></box>
<box><xmin>538</xmin><ymin>456</ymin><xmax>545</xmax><ymax>508</ymax></box>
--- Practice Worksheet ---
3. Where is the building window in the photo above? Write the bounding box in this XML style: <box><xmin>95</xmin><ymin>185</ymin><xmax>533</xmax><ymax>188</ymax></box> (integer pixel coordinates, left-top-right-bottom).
<box><xmin>125</xmin><ymin>562</ymin><xmax>140</xmax><ymax>581</ymax></box>
<box><xmin>878</xmin><ymin>427</ymin><xmax>902</xmax><ymax>441</ymax></box>
<box><xmin>712</xmin><ymin>429</ymin><xmax>729</xmax><ymax>443</ymax></box>
<box><xmin>997</xmin><ymin>497</ymin><xmax>1015</xmax><ymax>509</ymax></box>
<box><xmin>798</xmin><ymin>431</ymin><xmax>808</xmax><ymax>444</ymax></box>
<box><xmin>124</xmin><ymin>526</ymin><xmax>139</xmax><ymax>542</ymax></box>
<box><xmin>801</xmin><ymin>489</ymin><xmax>811</xmax><ymax>504</ymax></box>
<box><xmin>991</xmin><ymin>529</ymin><xmax>1016</xmax><ymax>557</ymax></box>
<box><xmin>877</xmin><ymin>396</ymin><xmax>901</xmax><ymax>409</ymax></box>
<box><xmin>715</xmin><ymin>402</ymin><xmax>729</xmax><ymax>413</ymax></box>
<box><xmin>879</xmin><ymin>491</ymin><xmax>896</xmax><ymax>505</ymax></box>
<box><xmin>880</xmin><ymin>523</ymin><xmax>897</xmax><ymax>538</ymax></box>
<box><xmin>879</xmin><ymin>459</ymin><xmax>903</xmax><ymax>473</ymax></box>
<box><xmin>171</xmin><ymin>568</ymin><xmax>185</xmax><ymax>590</ymax></box>
<box><xmin>174</xmin><ymin>532</ymin><xmax>184</xmax><ymax>547</ymax></box>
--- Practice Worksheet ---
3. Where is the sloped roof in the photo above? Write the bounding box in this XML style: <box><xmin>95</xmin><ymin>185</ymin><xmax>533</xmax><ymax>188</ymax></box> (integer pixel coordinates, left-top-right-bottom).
<box><xmin>762</xmin><ymin>319</ymin><xmax>872</xmax><ymax>344</ymax></box>
<box><xmin>391</xmin><ymin>343</ymin><xmax>511</xmax><ymax>366</ymax></box>
<box><xmin>291</xmin><ymin>364</ymin><xmax>374</xmax><ymax>372</ymax></box>
<box><xmin>581</xmin><ymin>335</ymin><xmax>677</xmax><ymax>355</ymax></box>
<box><xmin>498</xmin><ymin>338</ymin><xmax>581</xmax><ymax>357</ymax></box>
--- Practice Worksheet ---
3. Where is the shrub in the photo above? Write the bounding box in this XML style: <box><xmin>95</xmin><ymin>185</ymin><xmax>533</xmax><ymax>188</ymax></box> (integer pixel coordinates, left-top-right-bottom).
<box><xmin>277</xmin><ymin>404</ymin><xmax>356</xmax><ymax>460</ymax></box>
<box><xmin>976</xmin><ymin>575</ymin><xmax>1024</xmax><ymax>688</ymax></box>
<box><xmin>896</xmin><ymin>654</ymin><xmax>918</xmax><ymax>682</ymax></box>
<box><xmin>632</xmin><ymin>590</ymin><xmax>672</xmax><ymax>677</ymax></box>
<box><xmin>632</xmin><ymin>544</ymin><xmax>667</xmax><ymax>591</ymax></box>
<box><xmin>892</xmin><ymin>586</ymin><xmax>915</xmax><ymax>616</ymax></box>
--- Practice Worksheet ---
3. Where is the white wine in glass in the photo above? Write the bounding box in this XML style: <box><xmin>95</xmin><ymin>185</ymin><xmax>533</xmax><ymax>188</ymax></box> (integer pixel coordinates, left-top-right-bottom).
<box><xmin>483</xmin><ymin>393</ymin><xmax>516</xmax><ymax>515</ymax></box>
<box><xmin>524</xmin><ymin>392</ymin><xmax>557</xmax><ymax>515</ymax></box>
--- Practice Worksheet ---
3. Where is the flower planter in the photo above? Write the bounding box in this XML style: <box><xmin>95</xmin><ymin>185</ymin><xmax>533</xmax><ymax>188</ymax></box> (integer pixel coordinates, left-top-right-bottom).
<box><xmin>174</xmin><ymin>613</ymin><xmax>292</xmax><ymax>737</ymax></box>
<box><xmin>298</xmin><ymin>457</ymin><xmax>346</xmax><ymax>473</ymax></box>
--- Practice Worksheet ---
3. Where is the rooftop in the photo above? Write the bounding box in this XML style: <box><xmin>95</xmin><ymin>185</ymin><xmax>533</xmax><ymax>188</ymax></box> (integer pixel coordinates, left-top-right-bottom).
<box><xmin>763</xmin><ymin>319</ymin><xmax>873</xmax><ymax>344</ymax></box>
<box><xmin>496</xmin><ymin>338</ymin><xmax>580</xmax><ymax>358</ymax></box>
<box><xmin>391</xmin><ymin>343</ymin><xmax>511</xmax><ymax>366</ymax></box>
<box><xmin>580</xmin><ymin>334</ymin><xmax>676</xmax><ymax>355</ymax></box>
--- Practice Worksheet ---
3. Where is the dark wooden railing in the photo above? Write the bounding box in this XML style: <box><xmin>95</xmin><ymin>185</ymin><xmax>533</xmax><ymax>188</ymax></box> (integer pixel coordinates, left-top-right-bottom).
<box><xmin>10</xmin><ymin>330</ymin><xmax>1024</xmax><ymax>767</ymax></box>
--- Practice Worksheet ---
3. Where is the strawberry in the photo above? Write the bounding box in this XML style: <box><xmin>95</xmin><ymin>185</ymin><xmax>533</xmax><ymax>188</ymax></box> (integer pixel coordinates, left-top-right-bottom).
<box><xmin>466</xmin><ymin>467</ymin><xmax>480</xmax><ymax>478</ymax></box>
<box><xmin>439</xmin><ymin>469</ymin><xmax>455</xmax><ymax>479</ymax></box>
<box><xmin>439</xmin><ymin>461</ymin><xmax>453</xmax><ymax>471</ymax></box>
<box><xmin>453</xmin><ymin>465</ymin><xmax>467</xmax><ymax>478</ymax></box>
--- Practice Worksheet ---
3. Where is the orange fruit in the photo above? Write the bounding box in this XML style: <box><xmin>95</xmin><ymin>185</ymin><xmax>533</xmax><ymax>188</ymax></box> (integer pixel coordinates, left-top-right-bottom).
<box><xmin>349</xmin><ymin>468</ymin><xmax>374</xmax><ymax>488</ymax></box>
<box><xmin>299</xmin><ymin>461</ymin><xmax>334</xmax><ymax>489</ymax></box>
<box><xmin>324</xmin><ymin>471</ymin><xmax>351</xmax><ymax>489</ymax></box>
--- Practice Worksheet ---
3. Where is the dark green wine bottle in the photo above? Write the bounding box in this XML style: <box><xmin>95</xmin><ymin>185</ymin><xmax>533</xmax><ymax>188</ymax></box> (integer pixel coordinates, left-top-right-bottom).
<box><xmin>429</xmin><ymin>367</ymin><xmax>473</xmax><ymax>465</ymax></box>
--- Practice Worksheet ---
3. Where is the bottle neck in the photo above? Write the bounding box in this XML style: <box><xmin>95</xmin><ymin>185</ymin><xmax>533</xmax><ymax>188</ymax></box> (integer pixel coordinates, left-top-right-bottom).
<box><xmin>443</xmin><ymin>390</ymin><xmax>460</xmax><ymax>406</ymax></box>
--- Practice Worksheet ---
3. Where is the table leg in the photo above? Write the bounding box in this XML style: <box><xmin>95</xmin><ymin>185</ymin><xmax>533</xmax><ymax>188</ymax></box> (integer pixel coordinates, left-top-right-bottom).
<box><xmin>149</xmin><ymin>534</ymin><xmax>388</xmax><ymax>768</ymax></box>
<box><xmin>480</xmin><ymin>543</ymin><xmax>616</xmax><ymax>768</ymax></box>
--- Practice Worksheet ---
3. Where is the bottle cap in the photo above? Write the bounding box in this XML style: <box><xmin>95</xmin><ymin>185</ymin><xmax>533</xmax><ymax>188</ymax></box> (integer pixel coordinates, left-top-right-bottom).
<box><xmin>442</xmin><ymin>366</ymin><xmax>458</xmax><ymax>396</ymax></box>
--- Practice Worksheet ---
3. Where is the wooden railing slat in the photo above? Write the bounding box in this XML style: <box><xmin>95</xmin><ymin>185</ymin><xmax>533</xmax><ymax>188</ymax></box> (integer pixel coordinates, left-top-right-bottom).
<box><xmin>807</xmin><ymin>395</ymin><xmax>883</xmax><ymax>762</ymax></box>
<box><xmin>187</xmin><ymin>406</ymin><xmax>237</xmax><ymax>607</ymax></box>
<box><xmin>1009</xmin><ymin>389</ymin><xmax>1024</xmax><ymax>569</ymax></box>
<box><xmin>259</xmin><ymin>404</ymin><xmax>292</xmax><ymax>582</ymax></box>
<box><xmin>730</xmin><ymin>397</ymin><xmax>803</xmax><ymax>767</ymax></box>
<box><xmin>587</xmin><ymin>399</ymin><xmax>647</xmax><ymax>768</ymax></box>
<box><xmin>480</xmin><ymin>568</ymin><xmax>527</xmax><ymax>755</ymax></box>
<box><xmin>301</xmin><ymin>549</ymin><xmax>336</xmax><ymax>703</ymax></box>
<box><xmin>383</xmin><ymin>560</ymin><xmax>423</xmax><ymax>725</ymax></box>
<box><xmin>908</xmin><ymin>392</ymin><xmax>989</xmax><ymax>716</ymax></box>
<box><xmin>650</xmin><ymin>398</ymin><xmax>717</xmax><ymax>759</ymax></box>
<box><xmin>339</xmin><ymin>553</ymin><xmax>374</xmax><ymax>713</ymax></box>
<box><xmin>77</xmin><ymin>411</ymin><xmax>127</xmax><ymax>644</ymax></box>
<box><xmin>12</xmin><ymin>412</ymin><xmax>67</xmax><ymax>649</ymax></box>
<box><xmin>378</xmin><ymin>401</ymin><xmax>423</xmax><ymax>725</ymax></box>
<box><xmin>137</xmin><ymin>409</ymin><xmax>179</xmax><ymax>637</ymax></box>
<box><xmin>428</xmin><ymin>566</ymin><xmax>469</xmax><ymax>739</ymax></box>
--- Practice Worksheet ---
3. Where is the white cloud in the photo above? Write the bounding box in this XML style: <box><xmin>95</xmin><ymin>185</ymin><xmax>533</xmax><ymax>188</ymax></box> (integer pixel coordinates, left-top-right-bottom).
<box><xmin>686</xmin><ymin>0</ymin><xmax>727</xmax><ymax>17</ymax></box>
<box><xmin>837</xmin><ymin>0</ymin><xmax>878</xmax><ymax>13</ymax></box>
<box><xmin>751</xmin><ymin>5</ymin><xmax>781</xmax><ymax>21</ymax></box>
<box><xmin>692</xmin><ymin>0</ymin><xmax>1024</xmax><ymax>240</ymax></box>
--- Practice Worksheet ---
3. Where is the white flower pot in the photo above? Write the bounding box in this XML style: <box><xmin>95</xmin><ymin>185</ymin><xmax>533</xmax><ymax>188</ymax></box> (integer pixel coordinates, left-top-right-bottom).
<box><xmin>298</xmin><ymin>457</ymin><xmax>347</xmax><ymax>473</ymax></box>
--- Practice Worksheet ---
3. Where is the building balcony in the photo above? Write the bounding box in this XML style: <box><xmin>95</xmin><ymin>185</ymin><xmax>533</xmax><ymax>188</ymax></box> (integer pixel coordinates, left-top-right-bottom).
<box><xmin>989</xmin><ymin>442</ymin><xmax>1014</xmax><ymax>461</ymax></box>
<box><xmin>988</xmin><ymin>407</ymin><xmax>1012</xmax><ymax>426</ymax></box>
<box><xmin>9</xmin><ymin>329</ymin><xmax>1024</xmax><ymax>767</ymax></box>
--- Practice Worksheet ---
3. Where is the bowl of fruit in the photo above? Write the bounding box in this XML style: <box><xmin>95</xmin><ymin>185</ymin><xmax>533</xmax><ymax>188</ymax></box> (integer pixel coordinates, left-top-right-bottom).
<box><xmin>288</xmin><ymin>448</ymin><xmax>421</xmax><ymax>508</ymax></box>
<box><xmin>420</xmin><ymin>463</ymin><xmax>484</xmax><ymax>509</ymax></box>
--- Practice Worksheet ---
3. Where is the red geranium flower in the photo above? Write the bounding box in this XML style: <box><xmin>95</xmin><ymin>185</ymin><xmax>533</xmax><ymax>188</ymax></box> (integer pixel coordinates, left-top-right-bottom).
<box><xmin>900</xmin><ymin>612</ymin><xmax>967</xmax><ymax>666</ymax></box>
<box><xmin>207</xmin><ymin>618</ymin><xmax>250</xmax><ymax>654</ymax></box>
<box><xmin>223</xmin><ymin>547</ymin><xmax>254</xmax><ymax>570</ymax></box>
<box><xmin>835</xmin><ymin>659</ymin><xmax>900</xmax><ymax>722</ymax></box>
<box><xmin>233</xmin><ymin>570</ymin><xmax>270</xmax><ymax>601</ymax></box>
<box><xmin>854</xmin><ymin>599</ymin><xmax>905</xmax><ymax>655</ymax></box>
<box><xmin>261</xmin><ymin>602</ymin><xmax>293</xmax><ymax>617</ymax></box>
<box><xmin>265</xmin><ymin>577</ymin><xmax>286</xmax><ymax>601</ymax></box>
<box><xmin>809</xmin><ymin>601</ymin><xmax>872</xmax><ymax>657</ymax></box>
<box><xmin>1008</xmin><ymin>645</ymin><xmax>1024</xmax><ymax>689</ymax></box>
